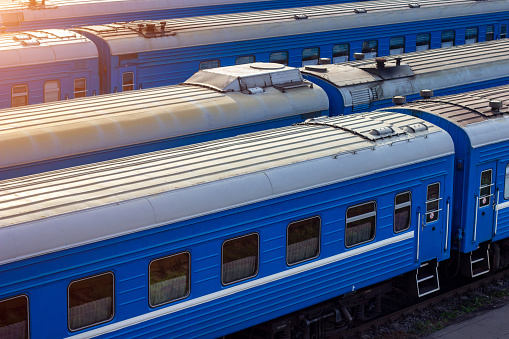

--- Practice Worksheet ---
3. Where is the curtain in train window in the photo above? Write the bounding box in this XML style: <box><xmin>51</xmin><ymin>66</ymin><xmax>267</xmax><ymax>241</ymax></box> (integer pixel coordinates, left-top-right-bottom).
<box><xmin>465</xmin><ymin>27</ymin><xmax>479</xmax><ymax>44</ymax></box>
<box><xmin>416</xmin><ymin>33</ymin><xmax>431</xmax><ymax>51</ymax></box>
<box><xmin>68</xmin><ymin>272</ymin><xmax>114</xmax><ymax>331</ymax></box>
<box><xmin>73</xmin><ymin>78</ymin><xmax>87</xmax><ymax>98</ymax></box>
<box><xmin>332</xmin><ymin>44</ymin><xmax>349</xmax><ymax>63</ymax></box>
<box><xmin>505</xmin><ymin>164</ymin><xmax>509</xmax><ymax>199</ymax></box>
<box><xmin>287</xmin><ymin>216</ymin><xmax>320</xmax><ymax>265</ymax></box>
<box><xmin>486</xmin><ymin>25</ymin><xmax>495</xmax><ymax>41</ymax></box>
<box><xmin>441</xmin><ymin>30</ymin><xmax>455</xmax><ymax>47</ymax></box>
<box><xmin>199</xmin><ymin>60</ymin><xmax>220</xmax><ymax>70</ymax></box>
<box><xmin>345</xmin><ymin>201</ymin><xmax>376</xmax><ymax>247</ymax></box>
<box><xmin>479</xmin><ymin>170</ymin><xmax>492</xmax><ymax>208</ymax></box>
<box><xmin>235</xmin><ymin>55</ymin><xmax>255</xmax><ymax>65</ymax></box>
<box><xmin>222</xmin><ymin>233</ymin><xmax>258</xmax><ymax>285</ymax></box>
<box><xmin>44</xmin><ymin>80</ymin><xmax>60</xmax><ymax>103</ymax></box>
<box><xmin>0</xmin><ymin>295</ymin><xmax>28</xmax><ymax>339</ymax></box>
<box><xmin>11</xmin><ymin>84</ymin><xmax>28</xmax><ymax>107</ymax></box>
<box><xmin>426</xmin><ymin>183</ymin><xmax>440</xmax><ymax>223</ymax></box>
<box><xmin>149</xmin><ymin>252</ymin><xmax>190</xmax><ymax>307</ymax></box>
<box><xmin>269</xmin><ymin>51</ymin><xmax>289</xmax><ymax>65</ymax></box>
<box><xmin>389</xmin><ymin>37</ymin><xmax>405</xmax><ymax>55</ymax></box>
<box><xmin>361</xmin><ymin>40</ymin><xmax>378</xmax><ymax>59</ymax></box>
<box><xmin>302</xmin><ymin>47</ymin><xmax>320</xmax><ymax>66</ymax></box>
<box><xmin>502</xmin><ymin>25</ymin><xmax>508</xmax><ymax>39</ymax></box>
<box><xmin>394</xmin><ymin>192</ymin><xmax>411</xmax><ymax>233</ymax></box>
<box><xmin>122</xmin><ymin>72</ymin><xmax>134</xmax><ymax>91</ymax></box>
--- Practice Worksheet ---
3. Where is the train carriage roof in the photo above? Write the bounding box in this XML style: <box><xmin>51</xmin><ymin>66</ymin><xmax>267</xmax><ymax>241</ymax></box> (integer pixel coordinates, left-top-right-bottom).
<box><xmin>0</xmin><ymin>29</ymin><xmax>97</xmax><ymax>67</ymax></box>
<box><xmin>74</xmin><ymin>0</ymin><xmax>509</xmax><ymax>55</ymax></box>
<box><xmin>0</xmin><ymin>110</ymin><xmax>453</xmax><ymax>264</ymax></box>
<box><xmin>394</xmin><ymin>85</ymin><xmax>509</xmax><ymax>148</ymax></box>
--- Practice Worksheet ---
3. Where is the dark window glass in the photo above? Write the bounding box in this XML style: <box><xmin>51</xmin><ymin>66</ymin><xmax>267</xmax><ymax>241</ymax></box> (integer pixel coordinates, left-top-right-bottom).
<box><xmin>486</xmin><ymin>25</ymin><xmax>495</xmax><ymax>41</ymax></box>
<box><xmin>361</xmin><ymin>40</ymin><xmax>378</xmax><ymax>58</ymax></box>
<box><xmin>269</xmin><ymin>51</ymin><xmax>289</xmax><ymax>65</ymax></box>
<box><xmin>222</xmin><ymin>234</ymin><xmax>258</xmax><ymax>285</ymax></box>
<box><xmin>302</xmin><ymin>47</ymin><xmax>320</xmax><ymax>66</ymax></box>
<box><xmin>426</xmin><ymin>183</ymin><xmax>440</xmax><ymax>223</ymax></box>
<box><xmin>441</xmin><ymin>30</ymin><xmax>455</xmax><ymax>47</ymax></box>
<box><xmin>149</xmin><ymin>252</ymin><xmax>190</xmax><ymax>307</ymax></box>
<box><xmin>0</xmin><ymin>295</ymin><xmax>28</xmax><ymax>339</ymax></box>
<box><xmin>502</xmin><ymin>25</ymin><xmax>507</xmax><ymax>39</ymax></box>
<box><xmin>389</xmin><ymin>37</ymin><xmax>405</xmax><ymax>55</ymax></box>
<box><xmin>74</xmin><ymin>78</ymin><xmax>87</xmax><ymax>98</ymax></box>
<box><xmin>11</xmin><ymin>85</ymin><xmax>28</xmax><ymax>107</ymax></box>
<box><xmin>122</xmin><ymin>72</ymin><xmax>134</xmax><ymax>91</ymax></box>
<box><xmin>287</xmin><ymin>216</ymin><xmax>320</xmax><ymax>265</ymax></box>
<box><xmin>394</xmin><ymin>192</ymin><xmax>411</xmax><ymax>233</ymax></box>
<box><xmin>68</xmin><ymin>272</ymin><xmax>114</xmax><ymax>331</ymax></box>
<box><xmin>346</xmin><ymin>201</ymin><xmax>376</xmax><ymax>247</ymax></box>
<box><xmin>480</xmin><ymin>170</ymin><xmax>492</xmax><ymax>207</ymax></box>
<box><xmin>235</xmin><ymin>55</ymin><xmax>255</xmax><ymax>65</ymax></box>
<box><xmin>465</xmin><ymin>27</ymin><xmax>479</xmax><ymax>44</ymax></box>
<box><xmin>199</xmin><ymin>60</ymin><xmax>220</xmax><ymax>70</ymax></box>
<box><xmin>119</xmin><ymin>53</ymin><xmax>138</xmax><ymax>65</ymax></box>
<box><xmin>332</xmin><ymin>44</ymin><xmax>349</xmax><ymax>63</ymax></box>
<box><xmin>416</xmin><ymin>33</ymin><xmax>431</xmax><ymax>51</ymax></box>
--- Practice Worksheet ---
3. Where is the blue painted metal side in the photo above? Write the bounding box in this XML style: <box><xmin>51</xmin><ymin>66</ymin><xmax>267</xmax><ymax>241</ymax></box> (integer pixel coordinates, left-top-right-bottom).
<box><xmin>0</xmin><ymin>155</ymin><xmax>453</xmax><ymax>338</ymax></box>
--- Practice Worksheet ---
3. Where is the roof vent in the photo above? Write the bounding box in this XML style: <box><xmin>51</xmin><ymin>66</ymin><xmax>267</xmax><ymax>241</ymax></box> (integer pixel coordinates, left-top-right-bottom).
<box><xmin>403</xmin><ymin>123</ymin><xmax>428</xmax><ymax>133</ymax></box>
<box><xmin>160</xmin><ymin>21</ymin><xmax>166</xmax><ymax>30</ymax></box>
<box><xmin>375</xmin><ymin>57</ymin><xmax>386</xmax><ymax>69</ymax></box>
<box><xmin>305</xmin><ymin>65</ymin><xmax>328</xmax><ymax>73</ymax></box>
<box><xmin>370</xmin><ymin>127</ymin><xmax>394</xmax><ymax>137</ymax></box>
<box><xmin>393</xmin><ymin>96</ymin><xmax>406</xmax><ymax>105</ymax></box>
<box><xmin>395</xmin><ymin>57</ymin><xmax>403</xmax><ymax>66</ymax></box>
<box><xmin>145</xmin><ymin>23</ymin><xmax>156</xmax><ymax>32</ymax></box>
<box><xmin>294</xmin><ymin>14</ymin><xmax>308</xmax><ymax>20</ymax></box>
<box><xmin>354</xmin><ymin>53</ymin><xmax>365</xmax><ymax>60</ymax></box>
<box><xmin>420</xmin><ymin>89</ymin><xmax>433</xmax><ymax>99</ymax></box>
<box><xmin>354</xmin><ymin>8</ymin><xmax>367</xmax><ymax>13</ymax></box>
<box><xmin>247</xmin><ymin>87</ymin><xmax>264</xmax><ymax>94</ymax></box>
<box><xmin>489</xmin><ymin>100</ymin><xmax>503</xmax><ymax>112</ymax></box>
<box><xmin>13</xmin><ymin>35</ymin><xmax>30</xmax><ymax>41</ymax></box>
<box><xmin>137</xmin><ymin>23</ymin><xmax>144</xmax><ymax>32</ymax></box>
<box><xmin>408</xmin><ymin>3</ymin><xmax>420</xmax><ymax>8</ymax></box>
<box><xmin>21</xmin><ymin>39</ymin><xmax>40</xmax><ymax>46</ymax></box>
<box><xmin>319</xmin><ymin>58</ymin><xmax>331</xmax><ymax>65</ymax></box>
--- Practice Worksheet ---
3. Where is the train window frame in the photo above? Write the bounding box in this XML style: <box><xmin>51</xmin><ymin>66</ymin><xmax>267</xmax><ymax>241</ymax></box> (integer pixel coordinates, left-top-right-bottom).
<box><xmin>235</xmin><ymin>55</ymin><xmax>255</xmax><ymax>65</ymax></box>
<box><xmin>332</xmin><ymin>43</ymin><xmax>349</xmax><ymax>63</ymax></box>
<box><xmin>199</xmin><ymin>60</ymin><xmax>220</xmax><ymax>70</ymax></box>
<box><xmin>389</xmin><ymin>36</ymin><xmax>405</xmax><ymax>55</ymax></box>
<box><xmin>286</xmin><ymin>216</ymin><xmax>321</xmax><ymax>266</ymax></box>
<box><xmin>148</xmin><ymin>252</ymin><xmax>190</xmax><ymax>308</ymax></box>
<box><xmin>269</xmin><ymin>51</ymin><xmax>289</xmax><ymax>65</ymax></box>
<box><xmin>221</xmin><ymin>233</ymin><xmax>259</xmax><ymax>286</ymax></box>
<box><xmin>361</xmin><ymin>40</ymin><xmax>378</xmax><ymax>59</ymax></box>
<box><xmin>479</xmin><ymin>169</ymin><xmax>493</xmax><ymax>208</ymax></box>
<box><xmin>465</xmin><ymin>27</ymin><xmax>479</xmax><ymax>44</ymax></box>
<box><xmin>394</xmin><ymin>191</ymin><xmax>412</xmax><ymax>233</ymax></box>
<box><xmin>44</xmin><ymin>80</ymin><xmax>60</xmax><ymax>103</ymax></box>
<box><xmin>302</xmin><ymin>47</ymin><xmax>320</xmax><ymax>66</ymax></box>
<box><xmin>426</xmin><ymin>183</ymin><xmax>441</xmax><ymax>223</ymax></box>
<box><xmin>122</xmin><ymin>72</ymin><xmax>135</xmax><ymax>91</ymax></box>
<box><xmin>505</xmin><ymin>164</ymin><xmax>509</xmax><ymax>200</ymax></box>
<box><xmin>11</xmin><ymin>84</ymin><xmax>28</xmax><ymax>107</ymax></box>
<box><xmin>345</xmin><ymin>201</ymin><xmax>377</xmax><ymax>248</ymax></box>
<box><xmin>441</xmin><ymin>30</ymin><xmax>455</xmax><ymax>47</ymax></box>
<box><xmin>416</xmin><ymin>33</ymin><xmax>431</xmax><ymax>51</ymax></box>
<box><xmin>486</xmin><ymin>25</ymin><xmax>495</xmax><ymax>41</ymax></box>
<box><xmin>0</xmin><ymin>294</ymin><xmax>29</xmax><ymax>339</ymax></box>
<box><xmin>67</xmin><ymin>272</ymin><xmax>115</xmax><ymax>332</ymax></box>
<box><xmin>73</xmin><ymin>78</ymin><xmax>87</xmax><ymax>98</ymax></box>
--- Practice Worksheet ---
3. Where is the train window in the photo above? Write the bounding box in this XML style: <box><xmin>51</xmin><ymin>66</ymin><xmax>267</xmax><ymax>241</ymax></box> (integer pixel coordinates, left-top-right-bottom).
<box><xmin>486</xmin><ymin>25</ymin><xmax>495</xmax><ymax>41</ymax></box>
<box><xmin>0</xmin><ymin>295</ymin><xmax>29</xmax><ymax>339</ymax></box>
<box><xmin>73</xmin><ymin>78</ymin><xmax>87</xmax><ymax>98</ymax></box>
<box><xmin>416</xmin><ymin>33</ymin><xmax>431</xmax><ymax>51</ymax></box>
<box><xmin>441</xmin><ymin>30</ymin><xmax>455</xmax><ymax>47</ymax></box>
<box><xmin>505</xmin><ymin>164</ymin><xmax>509</xmax><ymax>199</ymax></box>
<box><xmin>269</xmin><ymin>51</ymin><xmax>289</xmax><ymax>65</ymax></box>
<box><xmin>199</xmin><ymin>60</ymin><xmax>220</xmax><ymax>70</ymax></box>
<box><xmin>345</xmin><ymin>201</ymin><xmax>376</xmax><ymax>247</ymax></box>
<box><xmin>68</xmin><ymin>272</ymin><xmax>114</xmax><ymax>331</ymax></box>
<box><xmin>332</xmin><ymin>44</ymin><xmax>349</xmax><ymax>63</ymax></box>
<box><xmin>122</xmin><ymin>72</ymin><xmax>134</xmax><ymax>91</ymax></box>
<box><xmin>287</xmin><ymin>216</ymin><xmax>320</xmax><ymax>266</ymax></box>
<box><xmin>44</xmin><ymin>80</ymin><xmax>60</xmax><ymax>102</ymax></box>
<box><xmin>222</xmin><ymin>233</ymin><xmax>259</xmax><ymax>285</ymax></box>
<box><xmin>149</xmin><ymin>252</ymin><xmax>190</xmax><ymax>307</ymax></box>
<box><xmin>426</xmin><ymin>183</ymin><xmax>440</xmax><ymax>223</ymax></box>
<box><xmin>302</xmin><ymin>47</ymin><xmax>320</xmax><ymax>66</ymax></box>
<box><xmin>394</xmin><ymin>192</ymin><xmax>411</xmax><ymax>233</ymax></box>
<box><xmin>11</xmin><ymin>85</ymin><xmax>28</xmax><ymax>107</ymax></box>
<box><xmin>501</xmin><ymin>25</ymin><xmax>507</xmax><ymax>39</ymax></box>
<box><xmin>479</xmin><ymin>170</ymin><xmax>492</xmax><ymax>208</ymax></box>
<box><xmin>389</xmin><ymin>37</ymin><xmax>405</xmax><ymax>55</ymax></box>
<box><xmin>361</xmin><ymin>40</ymin><xmax>378</xmax><ymax>59</ymax></box>
<box><xmin>235</xmin><ymin>55</ymin><xmax>255</xmax><ymax>65</ymax></box>
<box><xmin>465</xmin><ymin>27</ymin><xmax>479</xmax><ymax>44</ymax></box>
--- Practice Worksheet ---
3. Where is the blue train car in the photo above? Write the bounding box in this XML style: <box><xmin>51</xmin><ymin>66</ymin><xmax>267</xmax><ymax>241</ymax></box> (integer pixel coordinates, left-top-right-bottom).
<box><xmin>0</xmin><ymin>111</ymin><xmax>454</xmax><ymax>338</ymax></box>
<box><xmin>0</xmin><ymin>0</ymin><xmax>352</xmax><ymax>32</ymax></box>
<box><xmin>0</xmin><ymin>29</ymin><xmax>99</xmax><ymax>108</ymax></box>
<box><xmin>0</xmin><ymin>63</ymin><xmax>328</xmax><ymax>180</ymax></box>
<box><xmin>74</xmin><ymin>0</ymin><xmax>509</xmax><ymax>95</ymax></box>
<box><xmin>387</xmin><ymin>85</ymin><xmax>509</xmax><ymax>277</ymax></box>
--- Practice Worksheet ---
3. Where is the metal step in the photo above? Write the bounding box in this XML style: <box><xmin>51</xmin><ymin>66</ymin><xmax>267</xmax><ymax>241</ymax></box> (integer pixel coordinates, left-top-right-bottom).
<box><xmin>416</xmin><ymin>260</ymin><xmax>440</xmax><ymax>297</ymax></box>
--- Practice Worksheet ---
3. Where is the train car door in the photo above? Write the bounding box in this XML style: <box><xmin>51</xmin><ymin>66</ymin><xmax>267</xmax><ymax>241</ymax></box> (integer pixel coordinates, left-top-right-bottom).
<box><xmin>418</xmin><ymin>178</ymin><xmax>445</xmax><ymax>261</ymax></box>
<box><xmin>474</xmin><ymin>163</ymin><xmax>496</xmax><ymax>243</ymax></box>
<box><xmin>494</xmin><ymin>161</ymin><xmax>509</xmax><ymax>239</ymax></box>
